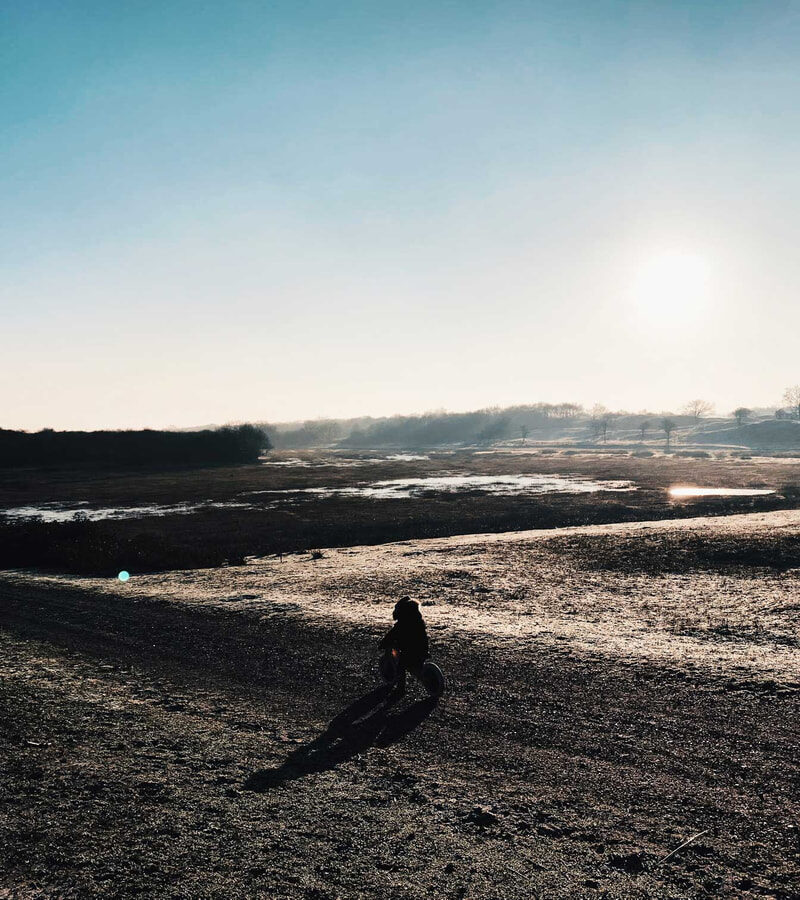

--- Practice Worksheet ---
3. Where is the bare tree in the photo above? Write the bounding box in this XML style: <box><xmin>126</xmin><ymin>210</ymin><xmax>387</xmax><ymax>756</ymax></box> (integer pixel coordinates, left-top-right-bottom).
<box><xmin>661</xmin><ymin>417</ymin><xmax>678</xmax><ymax>449</ymax></box>
<box><xmin>783</xmin><ymin>386</ymin><xmax>800</xmax><ymax>419</ymax></box>
<box><xmin>550</xmin><ymin>402</ymin><xmax>583</xmax><ymax>419</ymax></box>
<box><xmin>590</xmin><ymin>404</ymin><xmax>610</xmax><ymax>443</ymax></box>
<box><xmin>519</xmin><ymin>424</ymin><xmax>529</xmax><ymax>445</ymax></box>
<box><xmin>732</xmin><ymin>407</ymin><xmax>751</xmax><ymax>427</ymax></box>
<box><xmin>639</xmin><ymin>419</ymin><xmax>650</xmax><ymax>442</ymax></box>
<box><xmin>559</xmin><ymin>403</ymin><xmax>583</xmax><ymax>419</ymax></box>
<box><xmin>682</xmin><ymin>399</ymin><xmax>714</xmax><ymax>423</ymax></box>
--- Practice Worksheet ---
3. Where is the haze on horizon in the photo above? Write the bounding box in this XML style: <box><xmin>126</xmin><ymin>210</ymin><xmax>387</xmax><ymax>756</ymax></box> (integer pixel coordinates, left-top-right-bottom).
<box><xmin>4</xmin><ymin>1</ymin><xmax>800</xmax><ymax>432</ymax></box>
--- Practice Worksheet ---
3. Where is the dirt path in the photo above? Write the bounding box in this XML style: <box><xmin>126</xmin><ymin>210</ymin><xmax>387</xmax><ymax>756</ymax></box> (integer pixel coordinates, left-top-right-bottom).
<box><xmin>2</xmin><ymin>511</ymin><xmax>799</xmax><ymax>897</ymax></box>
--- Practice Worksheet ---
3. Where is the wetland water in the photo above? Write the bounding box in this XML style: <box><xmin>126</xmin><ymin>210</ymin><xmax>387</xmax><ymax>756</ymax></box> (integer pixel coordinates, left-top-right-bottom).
<box><xmin>1</xmin><ymin>474</ymin><xmax>635</xmax><ymax>522</ymax></box>
<box><xmin>669</xmin><ymin>486</ymin><xmax>776</xmax><ymax>498</ymax></box>
<box><xmin>250</xmin><ymin>473</ymin><xmax>636</xmax><ymax>500</ymax></box>
<box><xmin>0</xmin><ymin>501</ymin><xmax>251</xmax><ymax>523</ymax></box>
<box><xmin>3</xmin><ymin>479</ymin><xmax>782</xmax><ymax>524</ymax></box>
<box><xmin>260</xmin><ymin>453</ymin><xmax>431</xmax><ymax>467</ymax></box>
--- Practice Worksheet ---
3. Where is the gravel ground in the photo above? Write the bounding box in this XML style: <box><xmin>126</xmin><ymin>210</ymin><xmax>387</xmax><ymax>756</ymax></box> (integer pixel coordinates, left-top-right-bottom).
<box><xmin>1</xmin><ymin>510</ymin><xmax>799</xmax><ymax>898</ymax></box>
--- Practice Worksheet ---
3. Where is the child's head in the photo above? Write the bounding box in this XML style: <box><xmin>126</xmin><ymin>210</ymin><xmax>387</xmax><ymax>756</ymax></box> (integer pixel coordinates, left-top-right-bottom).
<box><xmin>393</xmin><ymin>595</ymin><xmax>421</xmax><ymax>621</ymax></box>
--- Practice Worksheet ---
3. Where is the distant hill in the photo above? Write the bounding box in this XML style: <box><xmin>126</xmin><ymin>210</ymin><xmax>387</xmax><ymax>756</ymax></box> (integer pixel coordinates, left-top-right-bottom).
<box><xmin>183</xmin><ymin>406</ymin><xmax>797</xmax><ymax>451</ymax></box>
<box><xmin>692</xmin><ymin>420</ymin><xmax>800</xmax><ymax>449</ymax></box>
<box><xmin>265</xmin><ymin>406</ymin><xmax>689</xmax><ymax>449</ymax></box>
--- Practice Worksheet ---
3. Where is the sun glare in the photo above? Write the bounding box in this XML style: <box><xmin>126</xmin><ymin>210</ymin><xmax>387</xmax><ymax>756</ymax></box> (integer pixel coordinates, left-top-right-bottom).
<box><xmin>630</xmin><ymin>250</ymin><xmax>712</xmax><ymax>327</ymax></box>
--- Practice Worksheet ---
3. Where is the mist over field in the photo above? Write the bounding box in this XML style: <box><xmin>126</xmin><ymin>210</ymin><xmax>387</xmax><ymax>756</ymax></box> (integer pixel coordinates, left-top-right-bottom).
<box><xmin>263</xmin><ymin>399</ymin><xmax>800</xmax><ymax>450</ymax></box>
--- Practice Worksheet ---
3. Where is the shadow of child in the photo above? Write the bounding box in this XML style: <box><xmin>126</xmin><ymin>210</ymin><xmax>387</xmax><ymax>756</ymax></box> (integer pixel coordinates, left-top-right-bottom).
<box><xmin>244</xmin><ymin>686</ymin><xmax>437</xmax><ymax>792</ymax></box>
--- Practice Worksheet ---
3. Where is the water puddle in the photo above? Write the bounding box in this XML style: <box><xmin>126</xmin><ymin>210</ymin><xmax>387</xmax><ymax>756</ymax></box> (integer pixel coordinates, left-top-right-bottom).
<box><xmin>262</xmin><ymin>453</ymin><xmax>431</xmax><ymax>468</ymax></box>
<box><xmin>261</xmin><ymin>458</ymin><xmax>313</xmax><ymax>467</ymax></box>
<box><xmin>0</xmin><ymin>501</ymin><xmax>252</xmax><ymax>523</ymax></box>
<box><xmin>669</xmin><ymin>486</ymin><xmax>775</xmax><ymax>499</ymax></box>
<box><xmin>251</xmin><ymin>473</ymin><xmax>635</xmax><ymax>501</ymax></box>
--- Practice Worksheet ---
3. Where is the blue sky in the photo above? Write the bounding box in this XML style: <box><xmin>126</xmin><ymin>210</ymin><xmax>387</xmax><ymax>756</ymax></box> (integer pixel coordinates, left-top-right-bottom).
<box><xmin>4</xmin><ymin>1</ymin><xmax>800</xmax><ymax>428</ymax></box>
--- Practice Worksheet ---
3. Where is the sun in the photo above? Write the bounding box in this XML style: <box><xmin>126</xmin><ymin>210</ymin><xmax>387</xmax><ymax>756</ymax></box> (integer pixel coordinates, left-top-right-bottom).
<box><xmin>630</xmin><ymin>250</ymin><xmax>712</xmax><ymax>327</ymax></box>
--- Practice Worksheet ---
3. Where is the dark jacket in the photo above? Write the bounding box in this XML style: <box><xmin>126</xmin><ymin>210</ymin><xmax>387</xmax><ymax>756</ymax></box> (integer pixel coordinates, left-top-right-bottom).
<box><xmin>379</xmin><ymin>599</ymin><xmax>429</xmax><ymax>668</ymax></box>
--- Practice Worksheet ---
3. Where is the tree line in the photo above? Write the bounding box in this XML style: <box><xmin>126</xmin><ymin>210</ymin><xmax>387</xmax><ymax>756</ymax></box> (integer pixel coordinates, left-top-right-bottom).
<box><xmin>0</xmin><ymin>425</ymin><xmax>270</xmax><ymax>469</ymax></box>
<box><xmin>268</xmin><ymin>386</ymin><xmax>800</xmax><ymax>451</ymax></box>
<box><xmin>337</xmin><ymin>404</ymin><xmax>583</xmax><ymax>449</ymax></box>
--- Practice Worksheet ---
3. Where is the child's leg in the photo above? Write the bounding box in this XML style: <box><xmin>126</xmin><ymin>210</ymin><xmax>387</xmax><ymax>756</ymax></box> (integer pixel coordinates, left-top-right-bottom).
<box><xmin>394</xmin><ymin>661</ymin><xmax>407</xmax><ymax>693</ymax></box>
<box><xmin>408</xmin><ymin>664</ymin><xmax>424</xmax><ymax>688</ymax></box>
<box><xmin>404</xmin><ymin>655</ymin><xmax>425</xmax><ymax>684</ymax></box>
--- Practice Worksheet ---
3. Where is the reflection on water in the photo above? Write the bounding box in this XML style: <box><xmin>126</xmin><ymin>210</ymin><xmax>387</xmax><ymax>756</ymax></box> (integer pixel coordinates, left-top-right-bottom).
<box><xmin>669</xmin><ymin>486</ymin><xmax>775</xmax><ymax>499</ymax></box>
<box><xmin>0</xmin><ymin>501</ymin><xmax>251</xmax><ymax>523</ymax></box>
<box><xmin>261</xmin><ymin>453</ymin><xmax>431</xmax><ymax>467</ymax></box>
<box><xmin>252</xmin><ymin>473</ymin><xmax>635</xmax><ymax>501</ymax></box>
<box><xmin>261</xmin><ymin>457</ymin><xmax>313</xmax><ymax>467</ymax></box>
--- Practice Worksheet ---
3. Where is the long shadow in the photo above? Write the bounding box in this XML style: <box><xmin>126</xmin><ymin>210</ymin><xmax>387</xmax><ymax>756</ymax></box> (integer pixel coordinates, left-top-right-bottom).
<box><xmin>244</xmin><ymin>685</ymin><xmax>438</xmax><ymax>792</ymax></box>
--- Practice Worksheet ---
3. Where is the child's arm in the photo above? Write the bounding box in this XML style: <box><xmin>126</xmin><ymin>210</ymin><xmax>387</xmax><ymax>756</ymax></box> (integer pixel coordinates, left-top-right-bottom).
<box><xmin>378</xmin><ymin>625</ymin><xmax>398</xmax><ymax>650</ymax></box>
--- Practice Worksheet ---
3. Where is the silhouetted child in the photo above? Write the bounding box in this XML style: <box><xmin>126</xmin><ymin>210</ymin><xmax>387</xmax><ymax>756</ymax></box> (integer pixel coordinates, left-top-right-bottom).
<box><xmin>379</xmin><ymin>596</ymin><xmax>429</xmax><ymax>693</ymax></box>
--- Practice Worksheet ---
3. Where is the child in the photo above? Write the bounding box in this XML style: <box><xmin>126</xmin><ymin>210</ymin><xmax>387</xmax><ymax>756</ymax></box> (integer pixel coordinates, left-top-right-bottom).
<box><xmin>378</xmin><ymin>596</ymin><xmax>430</xmax><ymax>693</ymax></box>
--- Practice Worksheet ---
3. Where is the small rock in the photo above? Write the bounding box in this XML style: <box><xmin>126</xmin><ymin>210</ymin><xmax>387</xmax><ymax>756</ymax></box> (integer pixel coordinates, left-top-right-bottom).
<box><xmin>607</xmin><ymin>851</ymin><xmax>646</xmax><ymax>875</ymax></box>
<box><xmin>465</xmin><ymin>805</ymin><xmax>500</xmax><ymax>828</ymax></box>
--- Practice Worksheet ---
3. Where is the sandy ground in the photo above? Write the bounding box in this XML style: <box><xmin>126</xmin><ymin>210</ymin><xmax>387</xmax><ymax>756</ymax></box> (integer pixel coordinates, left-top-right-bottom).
<box><xmin>2</xmin><ymin>510</ymin><xmax>799</xmax><ymax>897</ymax></box>
<box><xmin>12</xmin><ymin>508</ymin><xmax>800</xmax><ymax>680</ymax></box>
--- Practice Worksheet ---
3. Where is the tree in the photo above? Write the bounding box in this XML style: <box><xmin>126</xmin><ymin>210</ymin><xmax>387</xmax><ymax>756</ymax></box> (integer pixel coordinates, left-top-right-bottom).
<box><xmin>661</xmin><ymin>417</ymin><xmax>678</xmax><ymax>449</ymax></box>
<box><xmin>783</xmin><ymin>386</ymin><xmax>800</xmax><ymax>419</ymax></box>
<box><xmin>476</xmin><ymin>416</ymin><xmax>510</xmax><ymax>445</ymax></box>
<box><xmin>732</xmin><ymin>407</ymin><xmax>751</xmax><ymax>427</ymax></box>
<box><xmin>639</xmin><ymin>420</ymin><xmax>650</xmax><ymax>442</ymax></box>
<box><xmin>519</xmin><ymin>424</ymin><xmax>529</xmax><ymax>444</ymax></box>
<box><xmin>682</xmin><ymin>399</ymin><xmax>714</xmax><ymax>423</ymax></box>
<box><xmin>551</xmin><ymin>402</ymin><xmax>583</xmax><ymax>419</ymax></box>
<box><xmin>590</xmin><ymin>404</ymin><xmax>611</xmax><ymax>443</ymax></box>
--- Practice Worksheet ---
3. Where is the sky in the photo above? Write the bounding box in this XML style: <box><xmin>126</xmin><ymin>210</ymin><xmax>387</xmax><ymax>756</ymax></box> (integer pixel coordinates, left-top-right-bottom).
<box><xmin>4</xmin><ymin>0</ymin><xmax>800</xmax><ymax>430</ymax></box>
